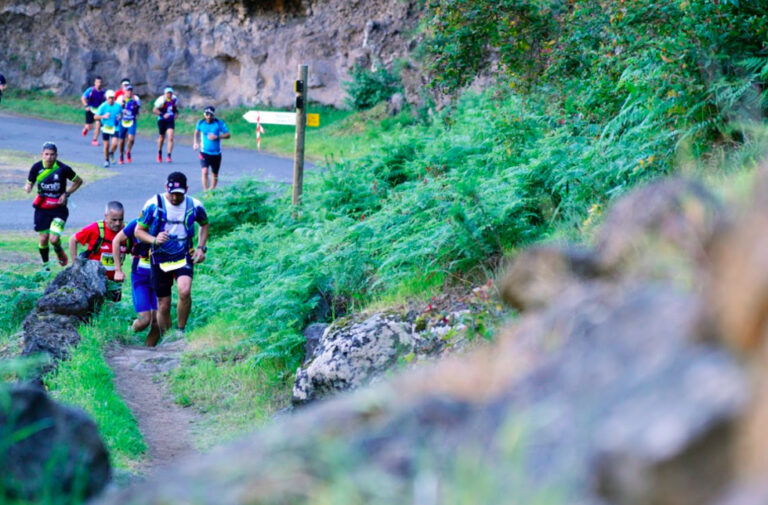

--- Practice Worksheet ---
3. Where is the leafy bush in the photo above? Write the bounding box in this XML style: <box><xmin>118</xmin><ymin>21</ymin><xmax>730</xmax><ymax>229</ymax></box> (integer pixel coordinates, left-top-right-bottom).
<box><xmin>203</xmin><ymin>178</ymin><xmax>274</xmax><ymax>236</ymax></box>
<box><xmin>344</xmin><ymin>64</ymin><xmax>403</xmax><ymax>111</ymax></box>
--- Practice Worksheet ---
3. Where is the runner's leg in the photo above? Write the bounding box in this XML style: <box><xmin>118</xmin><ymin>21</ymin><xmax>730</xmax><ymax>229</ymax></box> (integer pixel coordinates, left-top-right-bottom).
<box><xmin>157</xmin><ymin>296</ymin><xmax>172</xmax><ymax>332</ymax></box>
<box><xmin>176</xmin><ymin>275</ymin><xmax>192</xmax><ymax>330</ymax></box>
<box><xmin>201</xmin><ymin>167</ymin><xmax>210</xmax><ymax>191</ymax></box>
<box><xmin>166</xmin><ymin>128</ymin><xmax>174</xmax><ymax>158</ymax></box>
<box><xmin>38</xmin><ymin>232</ymin><xmax>50</xmax><ymax>264</ymax></box>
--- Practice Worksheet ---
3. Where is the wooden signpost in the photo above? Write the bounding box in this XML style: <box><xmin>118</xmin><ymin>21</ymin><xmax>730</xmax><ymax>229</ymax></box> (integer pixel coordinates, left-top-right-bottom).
<box><xmin>243</xmin><ymin>64</ymin><xmax>319</xmax><ymax>207</ymax></box>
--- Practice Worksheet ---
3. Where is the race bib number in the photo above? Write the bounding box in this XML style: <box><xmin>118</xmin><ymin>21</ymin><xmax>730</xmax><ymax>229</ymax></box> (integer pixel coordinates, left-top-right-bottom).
<box><xmin>50</xmin><ymin>218</ymin><xmax>65</xmax><ymax>235</ymax></box>
<box><xmin>102</xmin><ymin>125</ymin><xmax>116</xmax><ymax>135</ymax></box>
<box><xmin>121</xmin><ymin>119</ymin><xmax>134</xmax><ymax>128</ymax></box>
<box><xmin>101</xmin><ymin>253</ymin><xmax>115</xmax><ymax>271</ymax></box>
<box><xmin>159</xmin><ymin>257</ymin><xmax>187</xmax><ymax>272</ymax></box>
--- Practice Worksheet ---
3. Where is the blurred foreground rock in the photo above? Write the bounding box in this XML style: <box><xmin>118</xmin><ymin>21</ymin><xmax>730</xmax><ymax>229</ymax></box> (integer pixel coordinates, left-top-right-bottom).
<box><xmin>92</xmin><ymin>175</ymin><xmax>768</xmax><ymax>504</ymax></box>
<box><xmin>0</xmin><ymin>385</ymin><xmax>110</xmax><ymax>502</ymax></box>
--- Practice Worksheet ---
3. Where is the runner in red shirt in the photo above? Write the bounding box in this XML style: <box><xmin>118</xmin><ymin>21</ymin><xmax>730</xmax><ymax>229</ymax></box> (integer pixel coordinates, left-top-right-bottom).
<box><xmin>68</xmin><ymin>201</ymin><xmax>126</xmax><ymax>301</ymax></box>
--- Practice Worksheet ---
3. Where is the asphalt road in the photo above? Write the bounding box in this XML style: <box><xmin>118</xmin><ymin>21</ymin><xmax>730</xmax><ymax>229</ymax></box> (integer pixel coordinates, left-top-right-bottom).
<box><xmin>0</xmin><ymin>112</ymin><xmax>300</xmax><ymax>231</ymax></box>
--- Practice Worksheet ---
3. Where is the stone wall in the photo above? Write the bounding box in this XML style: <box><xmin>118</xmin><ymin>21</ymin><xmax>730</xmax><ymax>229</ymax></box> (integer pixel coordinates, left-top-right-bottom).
<box><xmin>0</xmin><ymin>0</ymin><xmax>420</xmax><ymax>108</ymax></box>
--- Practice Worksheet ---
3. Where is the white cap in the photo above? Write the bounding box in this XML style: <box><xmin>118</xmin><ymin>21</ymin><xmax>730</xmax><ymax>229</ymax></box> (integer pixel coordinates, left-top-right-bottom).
<box><xmin>105</xmin><ymin>89</ymin><xmax>116</xmax><ymax>98</ymax></box>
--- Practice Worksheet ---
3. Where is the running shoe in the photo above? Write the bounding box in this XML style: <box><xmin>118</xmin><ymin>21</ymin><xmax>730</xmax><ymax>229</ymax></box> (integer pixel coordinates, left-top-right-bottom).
<box><xmin>57</xmin><ymin>250</ymin><xmax>68</xmax><ymax>267</ymax></box>
<box><xmin>118</xmin><ymin>155</ymin><xmax>124</xmax><ymax>165</ymax></box>
<box><xmin>91</xmin><ymin>139</ymin><xmax>99</xmax><ymax>146</ymax></box>
<box><xmin>157</xmin><ymin>153</ymin><xmax>162</xmax><ymax>163</ymax></box>
<box><xmin>126</xmin><ymin>152</ymin><xmax>132</xmax><ymax>163</ymax></box>
<box><xmin>103</xmin><ymin>160</ymin><xmax>109</xmax><ymax>168</ymax></box>
<box><xmin>166</xmin><ymin>154</ymin><xmax>172</xmax><ymax>163</ymax></box>
<box><xmin>81</xmin><ymin>127</ymin><xmax>88</xmax><ymax>136</ymax></box>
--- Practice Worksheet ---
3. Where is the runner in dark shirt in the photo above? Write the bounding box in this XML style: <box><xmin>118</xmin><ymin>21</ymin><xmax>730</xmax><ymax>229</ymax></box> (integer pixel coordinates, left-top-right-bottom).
<box><xmin>81</xmin><ymin>76</ymin><xmax>106</xmax><ymax>146</ymax></box>
<box><xmin>24</xmin><ymin>142</ymin><xmax>84</xmax><ymax>270</ymax></box>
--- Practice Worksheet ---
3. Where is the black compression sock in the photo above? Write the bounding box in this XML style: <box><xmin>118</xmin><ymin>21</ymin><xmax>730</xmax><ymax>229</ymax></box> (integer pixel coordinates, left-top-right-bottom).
<box><xmin>52</xmin><ymin>242</ymin><xmax>64</xmax><ymax>255</ymax></box>
<box><xmin>39</xmin><ymin>245</ymin><xmax>49</xmax><ymax>263</ymax></box>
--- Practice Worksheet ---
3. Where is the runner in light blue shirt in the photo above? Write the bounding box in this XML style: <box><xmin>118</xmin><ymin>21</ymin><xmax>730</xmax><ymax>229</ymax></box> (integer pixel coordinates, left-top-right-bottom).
<box><xmin>94</xmin><ymin>90</ymin><xmax>123</xmax><ymax>167</ymax></box>
<box><xmin>193</xmin><ymin>106</ymin><xmax>230</xmax><ymax>191</ymax></box>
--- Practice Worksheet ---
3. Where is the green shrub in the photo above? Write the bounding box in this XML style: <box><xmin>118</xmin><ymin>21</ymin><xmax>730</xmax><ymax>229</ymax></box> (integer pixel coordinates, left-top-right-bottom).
<box><xmin>344</xmin><ymin>64</ymin><xmax>403</xmax><ymax>111</ymax></box>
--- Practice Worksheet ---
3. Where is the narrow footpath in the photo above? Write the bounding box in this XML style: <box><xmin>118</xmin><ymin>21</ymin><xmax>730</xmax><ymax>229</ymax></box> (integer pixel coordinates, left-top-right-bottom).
<box><xmin>105</xmin><ymin>338</ymin><xmax>198</xmax><ymax>471</ymax></box>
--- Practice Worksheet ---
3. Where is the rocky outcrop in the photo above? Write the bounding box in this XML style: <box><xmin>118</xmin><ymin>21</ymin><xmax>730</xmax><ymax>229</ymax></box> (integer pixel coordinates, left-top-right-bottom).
<box><xmin>292</xmin><ymin>313</ymin><xmax>415</xmax><ymax>405</ymax></box>
<box><xmin>91</xmin><ymin>174</ymin><xmax>768</xmax><ymax>505</ymax></box>
<box><xmin>0</xmin><ymin>384</ymin><xmax>111</xmax><ymax>502</ymax></box>
<box><xmin>21</xmin><ymin>258</ymin><xmax>107</xmax><ymax>381</ymax></box>
<box><xmin>0</xmin><ymin>0</ymin><xmax>421</xmax><ymax>108</ymax></box>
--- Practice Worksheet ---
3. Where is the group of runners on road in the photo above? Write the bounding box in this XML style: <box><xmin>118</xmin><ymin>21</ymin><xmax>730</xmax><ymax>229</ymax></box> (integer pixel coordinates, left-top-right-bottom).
<box><xmin>27</xmin><ymin>141</ymin><xmax>210</xmax><ymax>345</ymax></box>
<box><xmin>80</xmin><ymin>77</ymin><xmax>230</xmax><ymax>178</ymax></box>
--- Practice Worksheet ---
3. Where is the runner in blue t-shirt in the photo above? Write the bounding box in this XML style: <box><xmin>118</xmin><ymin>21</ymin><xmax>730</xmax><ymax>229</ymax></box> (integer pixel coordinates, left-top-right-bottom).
<box><xmin>94</xmin><ymin>90</ymin><xmax>123</xmax><ymax>167</ymax></box>
<box><xmin>81</xmin><ymin>76</ymin><xmax>106</xmax><ymax>146</ymax></box>
<box><xmin>193</xmin><ymin>106</ymin><xmax>231</xmax><ymax>191</ymax></box>
<box><xmin>112</xmin><ymin>218</ymin><xmax>161</xmax><ymax>346</ymax></box>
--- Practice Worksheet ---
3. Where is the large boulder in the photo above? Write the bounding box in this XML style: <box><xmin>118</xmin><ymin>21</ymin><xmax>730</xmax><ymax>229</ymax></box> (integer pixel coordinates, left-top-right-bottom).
<box><xmin>0</xmin><ymin>385</ymin><xmax>111</xmax><ymax>501</ymax></box>
<box><xmin>91</xmin><ymin>281</ymin><xmax>748</xmax><ymax>505</ymax></box>
<box><xmin>21</xmin><ymin>312</ymin><xmax>82</xmax><ymax>363</ymax></box>
<box><xmin>40</xmin><ymin>258</ymin><xmax>107</xmax><ymax>317</ymax></box>
<box><xmin>292</xmin><ymin>313</ymin><xmax>415</xmax><ymax>405</ymax></box>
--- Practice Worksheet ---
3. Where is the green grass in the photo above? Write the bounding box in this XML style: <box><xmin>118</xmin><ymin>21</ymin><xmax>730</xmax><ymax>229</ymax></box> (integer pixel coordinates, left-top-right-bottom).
<box><xmin>44</xmin><ymin>304</ymin><xmax>146</xmax><ymax>472</ymax></box>
<box><xmin>0</xmin><ymin>149</ymin><xmax>116</xmax><ymax>201</ymax></box>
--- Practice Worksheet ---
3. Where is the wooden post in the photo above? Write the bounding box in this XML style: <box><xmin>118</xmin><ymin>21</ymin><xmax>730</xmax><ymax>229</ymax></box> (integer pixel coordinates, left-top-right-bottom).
<box><xmin>292</xmin><ymin>64</ymin><xmax>308</xmax><ymax>207</ymax></box>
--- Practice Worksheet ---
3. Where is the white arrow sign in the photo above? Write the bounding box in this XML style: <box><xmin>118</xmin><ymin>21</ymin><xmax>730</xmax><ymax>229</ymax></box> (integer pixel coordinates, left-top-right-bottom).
<box><xmin>243</xmin><ymin>110</ymin><xmax>297</xmax><ymax>126</ymax></box>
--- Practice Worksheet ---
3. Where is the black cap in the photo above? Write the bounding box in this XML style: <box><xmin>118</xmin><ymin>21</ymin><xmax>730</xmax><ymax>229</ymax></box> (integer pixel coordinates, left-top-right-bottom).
<box><xmin>166</xmin><ymin>171</ymin><xmax>187</xmax><ymax>194</ymax></box>
<box><xmin>204</xmin><ymin>106</ymin><xmax>215</xmax><ymax>115</ymax></box>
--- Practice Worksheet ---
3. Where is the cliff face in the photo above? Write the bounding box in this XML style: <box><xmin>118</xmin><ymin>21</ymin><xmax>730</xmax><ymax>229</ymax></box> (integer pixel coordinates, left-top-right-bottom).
<box><xmin>0</xmin><ymin>0</ymin><xmax>420</xmax><ymax>108</ymax></box>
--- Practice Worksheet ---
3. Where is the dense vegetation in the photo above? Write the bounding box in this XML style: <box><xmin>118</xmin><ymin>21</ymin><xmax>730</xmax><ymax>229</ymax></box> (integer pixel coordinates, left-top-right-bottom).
<box><xmin>174</xmin><ymin>0</ymin><xmax>768</xmax><ymax>436</ymax></box>
<box><xmin>3</xmin><ymin>0</ymin><xmax>768</xmax><ymax>489</ymax></box>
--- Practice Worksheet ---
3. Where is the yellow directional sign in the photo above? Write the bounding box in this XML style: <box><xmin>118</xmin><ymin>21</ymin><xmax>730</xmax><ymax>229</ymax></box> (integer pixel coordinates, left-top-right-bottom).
<box><xmin>307</xmin><ymin>113</ymin><xmax>320</xmax><ymax>127</ymax></box>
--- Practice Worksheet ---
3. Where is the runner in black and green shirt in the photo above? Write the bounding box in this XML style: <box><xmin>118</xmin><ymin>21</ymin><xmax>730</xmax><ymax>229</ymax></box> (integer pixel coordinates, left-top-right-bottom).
<box><xmin>24</xmin><ymin>142</ymin><xmax>84</xmax><ymax>270</ymax></box>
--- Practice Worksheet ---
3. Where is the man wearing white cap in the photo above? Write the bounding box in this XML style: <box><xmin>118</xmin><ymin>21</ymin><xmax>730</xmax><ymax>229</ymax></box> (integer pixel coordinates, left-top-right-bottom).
<box><xmin>152</xmin><ymin>86</ymin><xmax>179</xmax><ymax>163</ymax></box>
<box><xmin>94</xmin><ymin>90</ymin><xmax>122</xmax><ymax>167</ymax></box>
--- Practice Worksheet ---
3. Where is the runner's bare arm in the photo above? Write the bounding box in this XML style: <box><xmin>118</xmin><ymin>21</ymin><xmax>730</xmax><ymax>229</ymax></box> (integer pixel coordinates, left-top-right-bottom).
<box><xmin>112</xmin><ymin>230</ymin><xmax>128</xmax><ymax>282</ymax></box>
<box><xmin>193</xmin><ymin>129</ymin><xmax>200</xmax><ymax>150</ymax></box>
<box><xmin>24</xmin><ymin>181</ymin><xmax>32</xmax><ymax>193</ymax></box>
<box><xmin>134</xmin><ymin>224</ymin><xmax>169</xmax><ymax>245</ymax></box>
<box><xmin>68</xmin><ymin>234</ymin><xmax>79</xmax><ymax>261</ymax></box>
<box><xmin>59</xmin><ymin>175</ymin><xmax>83</xmax><ymax>205</ymax></box>
<box><xmin>192</xmin><ymin>223</ymin><xmax>209</xmax><ymax>264</ymax></box>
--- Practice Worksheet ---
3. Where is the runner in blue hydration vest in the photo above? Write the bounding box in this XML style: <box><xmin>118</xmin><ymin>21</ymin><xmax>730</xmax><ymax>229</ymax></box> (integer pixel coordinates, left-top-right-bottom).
<box><xmin>94</xmin><ymin>90</ymin><xmax>122</xmax><ymax>167</ymax></box>
<box><xmin>81</xmin><ymin>76</ymin><xmax>106</xmax><ymax>146</ymax></box>
<box><xmin>133</xmin><ymin>172</ymin><xmax>209</xmax><ymax>338</ymax></box>
<box><xmin>193</xmin><ymin>106</ymin><xmax>231</xmax><ymax>191</ymax></box>
<box><xmin>153</xmin><ymin>87</ymin><xmax>179</xmax><ymax>163</ymax></box>
<box><xmin>113</xmin><ymin>217</ymin><xmax>161</xmax><ymax>346</ymax></box>
<box><xmin>116</xmin><ymin>84</ymin><xmax>141</xmax><ymax>164</ymax></box>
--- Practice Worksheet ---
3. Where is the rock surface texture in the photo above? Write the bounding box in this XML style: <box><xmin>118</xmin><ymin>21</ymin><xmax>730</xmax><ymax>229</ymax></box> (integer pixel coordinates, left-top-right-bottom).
<box><xmin>0</xmin><ymin>385</ymin><xmax>111</xmax><ymax>502</ymax></box>
<box><xmin>0</xmin><ymin>0</ymin><xmax>421</xmax><ymax>108</ymax></box>
<box><xmin>91</xmin><ymin>175</ymin><xmax>768</xmax><ymax>504</ymax></box>
<box><xmin>21</xmin><ymin>258</ymin><xmax>107</xmax><ymax>381</ymax></box>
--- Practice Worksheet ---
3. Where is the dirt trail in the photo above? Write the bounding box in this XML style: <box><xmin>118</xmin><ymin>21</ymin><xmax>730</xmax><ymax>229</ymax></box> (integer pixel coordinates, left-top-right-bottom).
<box><xmin>105</xmin><ymin>338</ymin><xmax>198</xmax><ymax>472</ymax></box>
